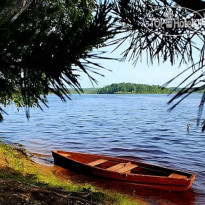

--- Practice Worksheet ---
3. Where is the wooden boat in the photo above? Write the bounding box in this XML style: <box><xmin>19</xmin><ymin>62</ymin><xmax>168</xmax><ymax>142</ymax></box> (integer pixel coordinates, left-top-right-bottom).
<box><xmin>52</xmin><ymin>150</ymin><xmax>196</xmax><ymax>191</ymax></box>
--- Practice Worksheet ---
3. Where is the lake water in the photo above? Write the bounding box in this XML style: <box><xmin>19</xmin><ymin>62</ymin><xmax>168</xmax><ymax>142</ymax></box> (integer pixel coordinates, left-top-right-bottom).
<box><xmin>0</xmin><ymin>94</ymin><xmax>205</xmax><ymax>204</ymax></box>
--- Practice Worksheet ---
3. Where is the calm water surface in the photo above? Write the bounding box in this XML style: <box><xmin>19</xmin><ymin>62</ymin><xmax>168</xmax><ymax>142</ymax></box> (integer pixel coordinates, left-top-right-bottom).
<box><xmin>1</xmin><ymin>94</ymin><xmax>205</xmax><ymax>204</ymax></box>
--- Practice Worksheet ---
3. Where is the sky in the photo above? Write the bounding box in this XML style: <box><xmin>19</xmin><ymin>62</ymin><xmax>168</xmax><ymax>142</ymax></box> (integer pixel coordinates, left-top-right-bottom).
<box><xmin>77</xmin><ymin>2</ymin><xmax>204</xmax><ymax>89</ymax></box>
<box><xmin>78</xmin><ymin>40</ymin><xmax>195</xmax><ymax>89</ymax></box>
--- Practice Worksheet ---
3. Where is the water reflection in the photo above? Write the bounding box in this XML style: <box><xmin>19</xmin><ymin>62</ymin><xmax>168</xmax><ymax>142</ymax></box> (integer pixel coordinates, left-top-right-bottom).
<box><xmin>0</xmin><ymin>94</ymin><xmax>205</xmax><ymax>204</ymax></box>
<box><xmin>54</xmin><ymin>165</ymin><xmax>197</xmax><ymax>205</ymax></box>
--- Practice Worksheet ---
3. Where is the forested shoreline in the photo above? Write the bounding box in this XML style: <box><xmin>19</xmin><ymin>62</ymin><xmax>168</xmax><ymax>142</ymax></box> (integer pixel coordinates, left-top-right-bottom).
<box><xmin>96</xmin><ymin>83</ymin><xmax>172</xmax><ymax>94</ymax></box>
<box><xmin>68</xmin><ymin>83</ymin><xmax>204</xmax><ymax>94</ymax></box>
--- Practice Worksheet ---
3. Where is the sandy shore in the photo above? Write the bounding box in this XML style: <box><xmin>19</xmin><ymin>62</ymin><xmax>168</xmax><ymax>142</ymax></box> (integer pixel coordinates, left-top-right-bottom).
<box><xmin>0</xmin><ymin>142</ymin><xmax>145</xmax><ymax>205</ymax></box>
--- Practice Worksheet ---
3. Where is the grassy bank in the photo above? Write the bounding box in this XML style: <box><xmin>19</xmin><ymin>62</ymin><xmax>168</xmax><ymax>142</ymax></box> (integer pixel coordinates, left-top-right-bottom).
<box><xmin>0</xmin><ymin>142</ymin><xmax>141</xmax><ymax>205</ymax></box>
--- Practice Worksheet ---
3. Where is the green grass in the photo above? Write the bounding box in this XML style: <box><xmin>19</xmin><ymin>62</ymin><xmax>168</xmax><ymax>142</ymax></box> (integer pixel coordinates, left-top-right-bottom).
<box><xmin>0</xmin><ymin>143</ymin><xmax>140</xmax><ymax>205</ymax></box>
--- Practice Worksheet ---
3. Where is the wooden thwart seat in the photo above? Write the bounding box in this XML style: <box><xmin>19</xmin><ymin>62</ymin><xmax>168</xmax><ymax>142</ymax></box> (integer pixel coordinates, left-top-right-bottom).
<box><xmin>87</xmin><ymin>159</ymin><xmax>107</xmax><ymax>167</ymax></box>
<box><xmin>107</xmin><ymin>163</ymin><xmax>127</xmax><ymax>171</ymax></box>
<box><xmin>107</xmin><ymin>162</ymin><xmax>138</xmax><ymax>173</ymax></box>
<box><xmin>117</xmin><ymin>163</ymin><xmax>138</xmax><ymax>173</ymax></box>
<box><xmin>169</xmin><ymin>173</ymin><xmax>188</xmax><ymax>179</ymax></box>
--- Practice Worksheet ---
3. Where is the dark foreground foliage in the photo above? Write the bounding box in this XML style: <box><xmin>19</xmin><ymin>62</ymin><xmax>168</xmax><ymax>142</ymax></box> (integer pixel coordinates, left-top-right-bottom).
<box><xmin>1</xmin><ymin>0</ymin><xmax>205</xmax><ymax>130</ymax></box>
<box><xmin>0</xmin><ymin>0</ymin><xmax>116</xmax><ymax>120</ymax></box>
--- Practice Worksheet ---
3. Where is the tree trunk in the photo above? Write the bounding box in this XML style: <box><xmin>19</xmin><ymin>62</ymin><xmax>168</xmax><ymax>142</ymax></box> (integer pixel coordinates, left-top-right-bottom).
<box><xmin>0</xmin><ymin>0</ymin><xmax>32</xmax><ymax>23</ymax></box>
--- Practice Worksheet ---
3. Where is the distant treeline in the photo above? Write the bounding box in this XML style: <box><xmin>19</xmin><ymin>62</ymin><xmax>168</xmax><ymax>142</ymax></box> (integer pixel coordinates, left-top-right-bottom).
<box><xmin>97</xmin><ymin>83</ymin><xmax>172</xmax><ymax>94</ymax></box>
<box><xmin>67</xmin><ymin>83</ymin><xmax>204</xmax><ymax>94</ymax></box>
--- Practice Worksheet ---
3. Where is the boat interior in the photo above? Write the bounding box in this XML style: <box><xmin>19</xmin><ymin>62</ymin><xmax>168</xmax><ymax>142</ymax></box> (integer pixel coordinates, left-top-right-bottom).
<box><xmin>55</xmin><ymin>151</ymin><xmax>190</xmax><ymax>179</ymax></box>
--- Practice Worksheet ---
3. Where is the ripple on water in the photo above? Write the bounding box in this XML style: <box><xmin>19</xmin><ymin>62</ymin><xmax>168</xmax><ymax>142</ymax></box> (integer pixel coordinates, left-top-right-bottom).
<box><xmin>1</xmin><ymin>94</ymin><xmax>205</xmax><ymax>204</ymax></box>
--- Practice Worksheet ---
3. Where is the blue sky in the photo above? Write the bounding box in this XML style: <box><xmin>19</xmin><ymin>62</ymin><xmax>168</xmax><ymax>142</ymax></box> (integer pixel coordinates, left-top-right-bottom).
<box><xmin>78</xmin><ymin>2</ymin><xmax>204</xmax><ymax>89</ymax></box>
<box><xmin>78</xmin><ymin>42</ymin><xmax>191</xmax><ymax>88</ymax></box>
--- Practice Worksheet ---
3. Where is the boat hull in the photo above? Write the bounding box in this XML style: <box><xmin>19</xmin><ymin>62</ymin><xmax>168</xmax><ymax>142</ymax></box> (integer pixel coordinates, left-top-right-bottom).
<box><xmin>52</xmin><ymin>151</ymin><xmax>196</xmax><ymax>191</ymax></box>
